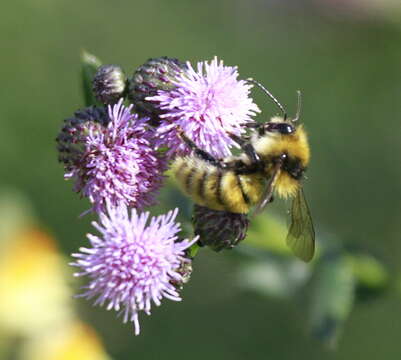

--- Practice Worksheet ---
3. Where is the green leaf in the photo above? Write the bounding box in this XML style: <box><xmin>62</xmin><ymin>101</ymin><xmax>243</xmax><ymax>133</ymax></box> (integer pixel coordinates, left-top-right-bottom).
<box><xmin>348</xmin><ymin>253</ymin><xmax>388</xmax><ymax>288</ymax></box>
<box><xmin>188</xmin><ymin>243</ymin><xmax>200</xmax><ymax>258</ymax></box>
<box><xmin>348</xmin><ymin>253</ymin><xmax>389</xmax><ymax>302</ymax></box>
<box><xmin>309</xmin><ymin>252</ymin><xmax>355</xmax><ymax>348</ymax></box>
<box><xmin>81</xmin><ymin>50</ymin><xmax>102</xmax><ymax>107</ymax></box>
<box><xmin>246</xmin><ymin>214</ymin><xmax>293</xmax><ymax>257</ymax></box>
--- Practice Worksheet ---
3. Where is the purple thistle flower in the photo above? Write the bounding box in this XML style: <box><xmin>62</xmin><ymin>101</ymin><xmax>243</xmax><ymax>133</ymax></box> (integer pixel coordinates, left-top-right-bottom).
<box><xmin>64</xmin><ymin>99</ymin><xmax>167</xmax><ymax>213</ymax></box>
<box><xmin>71</xmin><ymin>204</ymin><xmax>197</xmax><ymax>335</ymax></box>
<box><xmin>147</xmin><ymin>57</ymin><xmax>260</xmax><ymax>158</ymax></box>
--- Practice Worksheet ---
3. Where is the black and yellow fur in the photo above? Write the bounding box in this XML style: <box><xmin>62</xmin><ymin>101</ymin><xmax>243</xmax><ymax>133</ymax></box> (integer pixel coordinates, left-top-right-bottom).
<box><xmin>172</xmin><ymin>116</ymin><xmax>310</xmax><ymax>214</ymax></box>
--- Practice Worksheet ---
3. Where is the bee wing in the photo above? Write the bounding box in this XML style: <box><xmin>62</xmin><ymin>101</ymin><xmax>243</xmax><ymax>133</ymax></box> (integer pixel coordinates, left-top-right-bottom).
<box><xmin>253</xmin><ymin>164</ymin><xmax>281</xmax><ymax>215</ymax></box>
<box><xmin>286</xmin><ymin>187</ymin><xmax>315</xmax><ymax>262</ymax></box>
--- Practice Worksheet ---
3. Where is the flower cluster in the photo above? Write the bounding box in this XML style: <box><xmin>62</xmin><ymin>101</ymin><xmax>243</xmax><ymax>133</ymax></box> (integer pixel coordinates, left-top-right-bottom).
<box><xmin>57</xmin><ymin>55</ymin><xmax>261</xmax><ymax>334</ymax></box>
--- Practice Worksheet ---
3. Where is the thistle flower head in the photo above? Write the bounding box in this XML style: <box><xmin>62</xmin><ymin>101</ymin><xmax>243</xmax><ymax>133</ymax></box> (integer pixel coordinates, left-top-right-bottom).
<box><xmin>71</xmin><ymin>205</ymin><xmax>197</xmax><ymax>335</ymax></box>
<box><xmin>147</xmin><ymin>57</ymin><xmax>260</xmax><ymax>158</ymax></box>
<box><xmin>61</xmin><ymin>100</ymin><xmax>166</xmax><ymax>213</ymax></box>
<box><xmin>127</xmin><ymin>56</ymin><xmax>188</xmax><ymax>124</ymax></box>
<box><xmin>56</xmin><ymin>106</ymin><xmax>109</xmax><ymax>171</ymax></box>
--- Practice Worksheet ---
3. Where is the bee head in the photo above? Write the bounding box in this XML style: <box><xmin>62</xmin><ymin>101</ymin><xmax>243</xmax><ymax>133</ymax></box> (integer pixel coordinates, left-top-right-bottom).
<box><xmin>253</xmin><ymin>120</ymin><xmax>310</xmax><ymax>164</ymax></box>
<box><xmin>246</xmin><ymin>79</ymin><xmax>310</xmax><ymax>198</ymax></box>
<box><xmin>252</xmin><ymin>119</ymin><xmax>310</xmax><ymax>198</ymax></box>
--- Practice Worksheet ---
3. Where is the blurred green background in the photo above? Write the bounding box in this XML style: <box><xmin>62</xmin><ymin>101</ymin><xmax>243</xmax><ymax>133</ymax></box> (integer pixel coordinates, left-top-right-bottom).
<box><xmin>1</xmin><ymin>0</ymin><xmax>401</xmax><ymax>359</ymax></box>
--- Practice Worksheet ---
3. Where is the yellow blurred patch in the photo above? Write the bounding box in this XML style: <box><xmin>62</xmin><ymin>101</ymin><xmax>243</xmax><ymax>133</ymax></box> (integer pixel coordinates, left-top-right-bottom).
<box><xmin>0</xmin><ymin>228</ymin><xmax>73</xmax><ymax>336</ymax></box>
<box><xmin>19</xmin><ymin>321</ymin><xmax>111</xmax><ymax>360</ymax></box>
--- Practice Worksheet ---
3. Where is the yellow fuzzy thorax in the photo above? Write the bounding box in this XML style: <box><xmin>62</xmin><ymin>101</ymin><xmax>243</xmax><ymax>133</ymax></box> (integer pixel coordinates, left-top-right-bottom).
<box><xmin>275</xmin><ymin>171</ymin><xmax>300</xmax><ymax>199</ymax></box>
<box><xmin>252</xmin><ymin>119</ymin><xmax>310</xmax><ymax>199</ymax></box>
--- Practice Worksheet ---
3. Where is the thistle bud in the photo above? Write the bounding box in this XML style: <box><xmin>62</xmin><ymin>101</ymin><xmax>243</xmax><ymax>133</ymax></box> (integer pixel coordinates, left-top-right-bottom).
<box><xmin>127</xmin><ymin>56</ymin><xmax>188</xmax><ymax>122</ymax></box>
<box><xmin>56</xmin><ymin>106</ymin><xmax>109</xmax><ymax>171</ymax></box>
<box><xmin>192</xmin><ymin>205</ymin><xmax>249</xmax><ymax>252</ymax></box>
<box><xmin>92</xmin><ymin>65</ymin><xmax>127</xmax><ymax>104</ymax></box>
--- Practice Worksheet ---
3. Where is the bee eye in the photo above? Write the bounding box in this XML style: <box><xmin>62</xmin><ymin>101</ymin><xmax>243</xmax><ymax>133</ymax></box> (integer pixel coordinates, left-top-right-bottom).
<box><xmin>280</xmin><ymin>153</ymin><xmax>287</xmax><ymax>161</ymax></box>
<box><xmin>281</xmin><ymin>124</ymin><xmax>294</xmax><ymax>134</ymax></box>
<box><xmin>264</xmin><ymin>123</ymin><xmax>294</xmax><ymax>135</ymax></box>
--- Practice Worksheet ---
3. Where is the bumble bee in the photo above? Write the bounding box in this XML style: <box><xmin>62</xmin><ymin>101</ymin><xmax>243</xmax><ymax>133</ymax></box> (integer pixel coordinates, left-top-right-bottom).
<box><xmin>172</xmin><ymin>79</ymin><xmax>315</xmax><ymax>262</ymax></box>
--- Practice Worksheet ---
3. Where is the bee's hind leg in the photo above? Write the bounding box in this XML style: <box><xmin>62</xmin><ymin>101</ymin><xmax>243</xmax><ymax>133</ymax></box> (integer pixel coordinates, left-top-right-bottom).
<box><xmin>176</xmin><ymin>127</ymin><xmax>225</xmax><ymax>168</ymax></box>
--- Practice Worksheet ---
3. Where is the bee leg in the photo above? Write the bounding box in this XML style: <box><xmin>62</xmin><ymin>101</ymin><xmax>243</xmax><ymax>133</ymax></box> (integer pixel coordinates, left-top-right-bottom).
<box><xmin>244</xmin><ymin>122</ymin><xmax>261</xmax><ymax>129</ymax></box>
<box><xmin>177</xmin><ymin>127</ymin><xmax>225</xmax><ymax>168</ymax></box>
<box><xmin>244</xmin><ymin>122</ymin><xmax>265</xmax><ymax>135</ymax></box>
<box><xmin>227</xmin><ymin>132</ymin><xmax>260</xmax><ymax>165</ymax></box>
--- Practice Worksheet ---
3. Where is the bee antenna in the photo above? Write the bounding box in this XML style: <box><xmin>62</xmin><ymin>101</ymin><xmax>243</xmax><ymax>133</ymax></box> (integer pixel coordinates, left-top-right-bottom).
<box><xmin>247</xmin><ymin>78</ymin><xmax>287</xmax><ymax>120</ymax></box>
<box><xmin>293</xmin><ymin>90</ymin><xmax>302</xmax><ymax>122</ymax></box>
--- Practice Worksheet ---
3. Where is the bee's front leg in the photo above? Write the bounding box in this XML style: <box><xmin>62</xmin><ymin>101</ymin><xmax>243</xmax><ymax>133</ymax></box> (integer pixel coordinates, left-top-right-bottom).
<box><xmin>227</xmin><ymin>132</ymin><xmax>260</xmax><ymax>166</ymax></box>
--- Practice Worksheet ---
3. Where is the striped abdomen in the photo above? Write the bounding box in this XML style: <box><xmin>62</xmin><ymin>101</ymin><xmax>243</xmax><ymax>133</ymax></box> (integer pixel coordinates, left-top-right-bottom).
<box><xmin>172</xmin><ymin>157</ymin><xmax>265</xmax><ymax>214</ymax></box>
